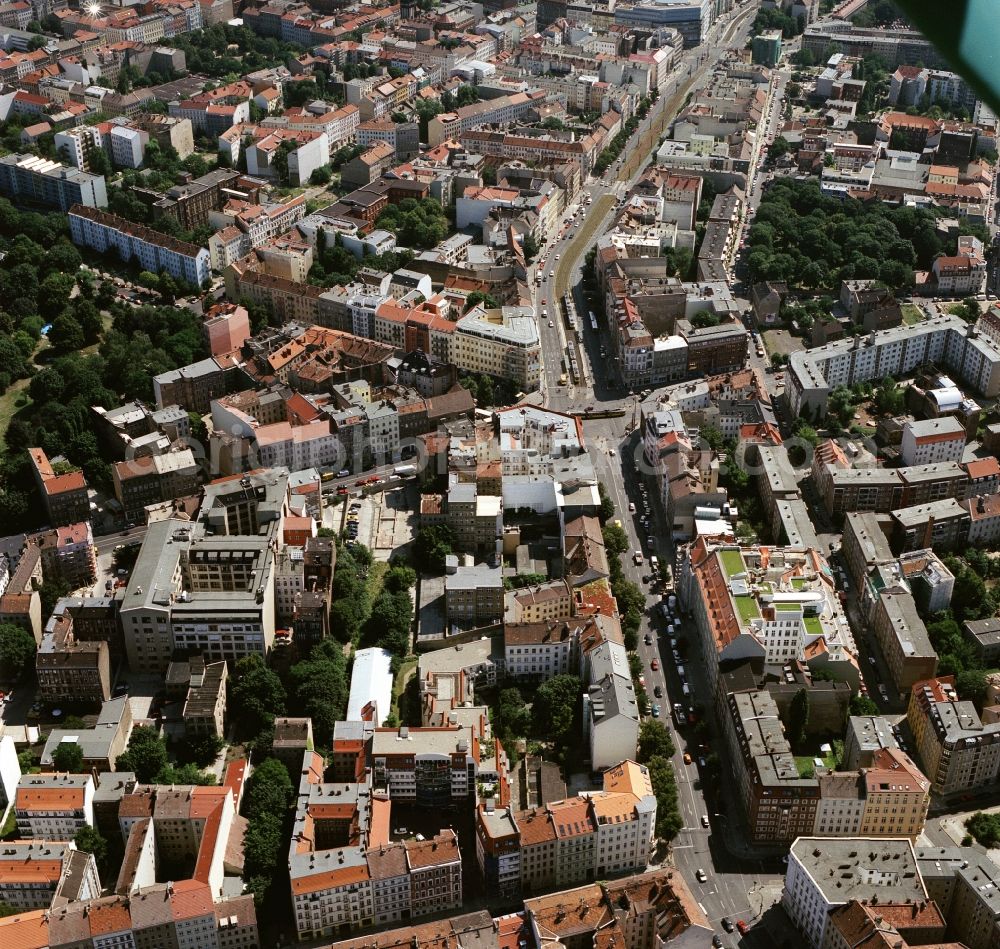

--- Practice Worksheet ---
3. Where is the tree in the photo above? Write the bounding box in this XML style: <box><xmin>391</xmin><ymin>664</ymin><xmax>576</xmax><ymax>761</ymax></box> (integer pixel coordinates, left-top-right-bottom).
<box><xmin>769</xmin><ymin>136</ymin><xmax>791</xmax><ymax>160</ymax></box>
<box><xmin>116</xmin><ymin>725</ymin><xmax>169</xmax><ymax>782</ymax></box>
<box><xmin>230</xmin><ymin>654</ymin><xmax>286</xmax><ymax>739</ymax></box>
<box><xmin>637</xmin><ymin>720</ymin><xmax>676</xmax><ymax>762</ymax></box>
<box><xmin>602</xmin><ymin>523</ymin><xmax>629</xmax><ymax>555</ymax></box>
<box><xmin>966</xmin><ymin>812</ymin><xmax>1000</xmax><ymax>849</ymax></box>
<box><xmin>956</xmin><ymin>668</ymin><xmax>989</xmax><ymax>708</ymax></box>
<box><xmin>495</xmin><ymin>687</ymin><xmax>531</xmax><ymax>752</ymax></box>
<box><xmin>245</xmin><ymin>756</ymin><xmax>293</xmax><ymax>817</ymax></box>
<box><xmin>287</xmin><ymin>639</ymin><xmax>349</xmax><ymax>744</ymax></box>
<box><xmin>699</xmin><ymin>423</ymin><xmax>725</xmax><ymax>452</ymax></box>
<box><xmin>598</xmin><ymin>483</ymin><xmax>615</xmax><ymax>522</ymax></box>
<box><xmin>309</xmin><ymin>165</ymin><xmax>332</xmax><ymax>185</ymax></box>
<box><xmin>242</xmin><ymin>756</ymin><xmax>293</xmax><ymax>907</ymax></box>
<box><xmin>0</xmin><ymin>623</ymin><xmax>37</xmax><ymax>680</ymax></box>
<box><xmin>534</xmin><ymin>675</ymin><xmax>580</xmax><ymax>747</ymax></box>
<box><xmin>74</xmin><ymin>825</ymin><xmax>108</xmax><ymax>867</ymax></box>
<box><xmin>51</xmin><ymin>741</ymin><xmax>84</xmax><ymax>773</ymax></box>
<box><xmin>187</xmin><ymin>733</ymin><xmax>225</xmax><ymax>767</ymax></box>
<box><xmin>789</xmin><ymin>688</ymin><xmax>809</xmax><ymax>746</ymax></box>
<box><xmin>48</xmin><ymin>312</ymin><xmax>85</xmax><ymax>352</ymax></box>
<box><xmin>646</xmin><ymin>755</ymin><xmax>683</xmax><ymax>839</ymax></box>
<box><xmin>849</xmin><ymin>693</ymin><xmax>879</xmax><ymax>716</ymax></box>
<box><xmin>413</xmin><ymin>524</ymin><xmax>455</xmax><ymax>573</ymax></box>
<box><xmin>384</xmin><ymin>564</ymin><xmax>416</xmax><ymax>593</ymax></box>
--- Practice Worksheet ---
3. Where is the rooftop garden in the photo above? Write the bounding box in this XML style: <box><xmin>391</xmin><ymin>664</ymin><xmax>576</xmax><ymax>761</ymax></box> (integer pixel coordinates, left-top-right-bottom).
<box><xmin>720</xmin><ymin>549</ymin><xmax>746</xmax><ymax>579</ymax></box>
<box><xmin>734</xmin><ymin>595</ymin><xmax>760</xmax><ymax>625</ymax></box>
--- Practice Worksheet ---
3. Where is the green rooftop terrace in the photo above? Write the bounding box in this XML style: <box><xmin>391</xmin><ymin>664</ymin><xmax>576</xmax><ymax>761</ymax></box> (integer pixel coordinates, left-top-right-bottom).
<box><xmin>720</xmin><ymin>549</ymin><xmax>746</xmax><ymax>579</ymax></box>
<box><xmin>735</xmin><ymin>595</ymin><xmax>760</xmax><ymax>624</ymax></box>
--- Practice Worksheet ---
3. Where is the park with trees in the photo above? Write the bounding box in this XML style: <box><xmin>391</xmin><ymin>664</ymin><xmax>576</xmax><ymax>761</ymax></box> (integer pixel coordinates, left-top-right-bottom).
<box><xmin>745</xmin><ymin>178</ymin><xmax>988</xmax><ymax>293</ymax></box>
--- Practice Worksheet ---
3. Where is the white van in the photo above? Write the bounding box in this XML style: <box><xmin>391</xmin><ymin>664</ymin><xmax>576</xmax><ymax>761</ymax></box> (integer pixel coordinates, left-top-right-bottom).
<box><xmin>682</xmin><ymin>682</ymin><xmax>691</xmax><ymax>697</ymax></box>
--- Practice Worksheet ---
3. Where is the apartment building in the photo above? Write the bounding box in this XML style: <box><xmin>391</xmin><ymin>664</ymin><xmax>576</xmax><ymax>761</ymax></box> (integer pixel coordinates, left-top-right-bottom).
<box><xmin>504</xmin><ymin>618</ymin><xmax>582</xmax><ymax>681</ymax></box>
<box><xmin>370</xmin><ymin>725</ymin><xmax>481</xmax><ymax>805</ymax></box>
<box><xmin>812</xmin><ymin>747</ymin><xmax>929</xmax><ymax>840</ymax></box>
<box><xmin>900</xmin><ymin>417</ymin><xmax>967</xmax><ymax>466</ymax></box>
<box><xmin>0</xmin><ymin>842</ymin><xmax>99</xmax><ymax>910</ymax></box>
<box><xmin>816</xmin><ymin>459</ymin><xmax>968</xmax><ymax>521</ymax></box>
<box><xmin>858</xmin><ymin>748</ymin><xmax>931</xmax><ymax>836</ymax></box>
<box><xmin>288</xmin><ymin>752</ymin><xmax>463</xmax><ymax>940</ymax></box>
<box><xmin>476</xmin><ymin>759</ymin><xmax>656</xmax><ymax>898</ymax></box>
<box><xmin>908</xmin><ymin>676</ymin><xmax>1000</xmax><ymax>797</ymax></box>
<box><xmin>52</xmin><ymin>125</ymin><xmax>105</xmax><ymax>172</ymax></box>
<box><xmin>586</xmin><ymin>644</ymin><xmax>641</xmax><ymax>772</ymax></box>
<box><xmin>153</xmin><ymin>354</ymin><xmax>242</xmax><ymax>415</ymax></box>
<box><xmin>36</xmin><ymin>638</ymin><xmax>110</xmax><ymax>705</ymax></box>
<box><xmin>34</xmin><ymin>522</ymin><xmax>98</xmax><ymax>588</ymax></box>
<box><xmin>152</xmin><ymin>167</ymin><xmax>244</xmax><ymax>231</ymax></box>
<box><xmin>870</xmin><ymin>587</ymin><xmax>938</xmax><ymax>696</ymax></box>
<box><xmin>166</xmin><ymin>656</ymin><xmax>228</xmax><ymax>738</ymax></box>
<box><xmin>783</xmin><ymin>838</ymin><xmax>926</xmax><ymax>949</ymax></box>
<box><xmin>112</xmin><ymin>449</ymin><xmax>200</xmax><ymax>524</ymax></box>
<box><xmin>28</xmin><ymin>447</ymin><xmax>90</xmax><ymax>528</ymax></box>
<box><xmin>823</xmin><ymin>899</ymin><xmax>947</xmax><ymax>949</ymax></box>
<box><xmin>69</xmin><ymin>204</ymin><xmax>211</xmax><ymax>287</ymax></box>
<box><xmin>962</xmin><ymin>491</ymin><xmax>1000</xmax><ymax>546</ymax></box>
<box><xmin>0</xmin><ymin>154</ymin><xmax>107</xmax><ymax>210</ymax></box>
<box><xmin>916</xmin><ymin>846</ymin><xmax>1000</xmax><ymax>949</ymax></box>
<box><xmin>932</xmin><ymin>235</ymin><xmax>988</xmax><ymax>295</ymax></box>
<box><xmin>451</xmin><ymin>306</ymin><xmax>541</xmax><ymax>391</ymax></box>
<box><xmin>427</xmin><ymin>91</ymin><xmax>543</xmax><ymax>146</ymax></box>
<box><xmin>15</xmin><ymin>774</ymin><xmax>95</xmax><ymax>839</ymax></box>
<box><xmin>445</xmin><ymin>562</ymin><xmax>503</xmax><ymax>627</ymax></box>
<box><xmin>843</xmin><ymin>715</ymin><xmax>901</xmax><ymax>770</ymax></box>
<box><xmin>683</xmin><ymin>541</ymin><xmax>860</xmax><ymax>696</ymax></box>
<box><xmin>787</xmin><ymin>315</ymin><xmax>1000</xmax><ymax>418</ymax></box>
<box><xmin>45</xmin><ymin>882</ymin><xmax>258</xmax><ymax>949</ymax></box>
<box><xmin>721</xmin><ymin>690</ymin><xmax>820</xmax><ymax>846</ymax></box>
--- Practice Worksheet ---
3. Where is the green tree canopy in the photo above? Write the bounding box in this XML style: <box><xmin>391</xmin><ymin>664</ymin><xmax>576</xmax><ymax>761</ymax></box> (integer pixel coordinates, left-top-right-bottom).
<box><xmin>533</xmin><ymin>675</ymin><xmax>580</xmax><ymax>747</ymax></box>
<box><xmin>230</xmin><ymin>654</ymin><xmax>286</xmax><ymax>740</ymax></box>
<box><xmin>116</xmin><ymin>726</ymin><xmax>169</xmax><ymax>782</ymax></box>
<box><xmin>51</xmin><ymin>741</ymin><xmax>84</xmax><ymax>773</ymax></box>
<box><xmin>637</xmin><ymin>720</ymin><xmax>676</xmax><ymax>762</ymax></box>
<box><xmin>0</xmin><ymin>624</ymin><xmax>37</xmax><ymax>681</ymax></box>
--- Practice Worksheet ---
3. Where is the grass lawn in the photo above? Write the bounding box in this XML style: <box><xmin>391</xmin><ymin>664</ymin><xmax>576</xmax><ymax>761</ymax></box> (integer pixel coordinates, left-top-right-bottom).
<box><xmin>367</xmin><ymin>560</ymin><xmax>389</xmax><ymax>601</ymax></box>
<box><xmin>803</xmin><ymin>616</ymin><xmax>824</xmax><ymax>637</ymax></box>
<box><xmin>720</xmin><ymin>549</ymin><xmax>746</xmax><ymax>578</ymax></box>
<box><xmin>795</xmin><ymin>752</ymin><xmax>837</xmax><ymax>777</ymax></box>
<box><xmin>901</xmin><ymin>303</ymin><xmax>924</xmax><ymax>326</ymax></box>
<box><xmin>0</xmin><ymin>377</ymin><xmax>31</xmax><ymax>444</ymax></box>
<box><xmin>391</xmin><ymin>657</ymin><xmax>417</xmax><ymax>724</ymax></box>
<box><xmin>734</xmin><ymin>595</ymin><xmax>760</xmax><ymax>624</ymax></box>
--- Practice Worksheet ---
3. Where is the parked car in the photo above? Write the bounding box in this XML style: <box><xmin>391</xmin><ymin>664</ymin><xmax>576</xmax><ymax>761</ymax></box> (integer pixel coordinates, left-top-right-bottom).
<box><xmin>650</xmin><ymin>658</ymin><xmax>659</xmax><ymax>671</ymax></box>
<box><xmin>737</xmin><ymin>920</ymin><xmax>750</xmax><ymax>935</ymax></box>
<box><xmin>701</xmin><ymin>814</ymin><xmax>710</xmax><ymax>828</ymax></box>
<box><xmin>696</xmin><ymin>869</ymin><xmax>707</xmax><ymax>883</ymax></box>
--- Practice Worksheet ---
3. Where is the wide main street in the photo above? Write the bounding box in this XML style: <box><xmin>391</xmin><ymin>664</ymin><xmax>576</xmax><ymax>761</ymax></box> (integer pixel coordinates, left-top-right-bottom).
<box><xmin>523</xmin><ymin>5</ymin><xmax>793</xmax><ymax>945</ymax></box>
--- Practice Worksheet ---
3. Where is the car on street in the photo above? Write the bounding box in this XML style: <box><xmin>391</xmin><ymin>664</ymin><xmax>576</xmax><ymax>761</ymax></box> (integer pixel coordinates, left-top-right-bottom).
<box><xmin>695</xmin><ymin>869</ymin><xmax>707</xmax><ymax>883</ymax></box>
<box><xmin>736</xmin><ymin>920</ymin><xmax>750</xmax><ymax>935</ymax></box>
<box><xmin>713</xmin><ymin>937</ymin><xmax>722</xmax><ymax>948</ymax></box>
<box><xmin>644</xmin><ymin>633</ymin><xmax>652</xmax><ymax>645</ymax></box>
<box><xmin>683</xmin><ymin>752</ymin><xmax>692</xmax><ymax>765</ymax></box>
<box><xmin>651</xmin><ymin>704</ymin><xmax>660</xmax><ymax>717</ymax></box>
<box><xmin>701</xmin><ymin>814</ymin><xmax>709</xmax><ymax>827</ymax></box>
<box><xmin>722</xmin><ymin>918</ymin><xmax>734</xmax><ymax>933</ymax></box>
<box><xmin>650</xmin><ymin>658</ymin><xmax>659</xmax><ymax>671</ymax></box>
<box><xmin>654</xmin><ymin>685</ymin><xmax>662</xmax><ymax>698</ymax></box>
